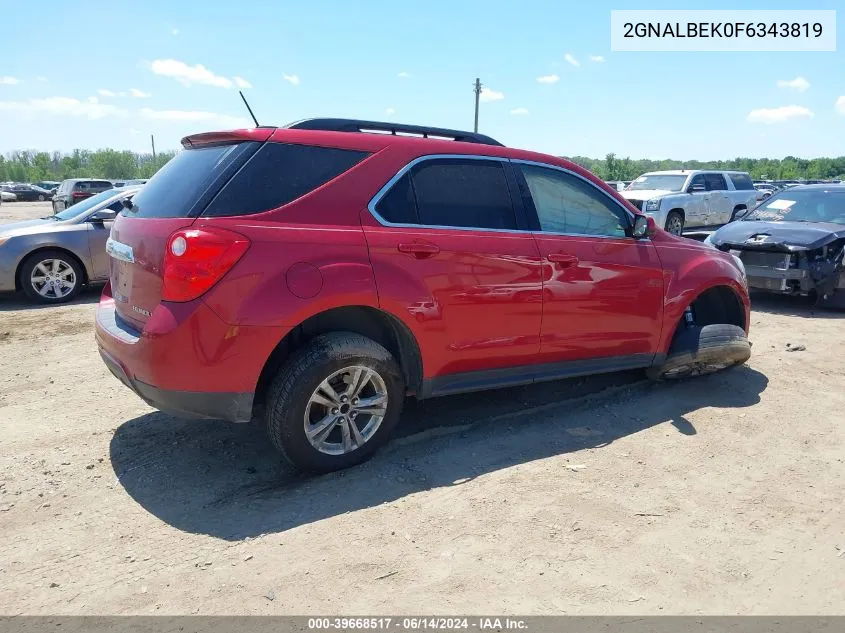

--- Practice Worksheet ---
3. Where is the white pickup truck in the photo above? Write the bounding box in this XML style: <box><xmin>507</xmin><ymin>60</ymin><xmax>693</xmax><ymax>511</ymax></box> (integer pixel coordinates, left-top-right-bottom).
<box><xmin>619</xmin><ymin>170</ymin><xmax>760</xmax><ymax>235</ymax></box>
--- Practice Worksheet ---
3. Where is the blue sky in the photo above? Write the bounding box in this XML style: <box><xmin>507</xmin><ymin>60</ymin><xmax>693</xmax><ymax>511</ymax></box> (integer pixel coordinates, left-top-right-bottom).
<box><xmin>1</xmin><ymin>0</ymin><xmax>842</xmax><ymax>159</ymax></box>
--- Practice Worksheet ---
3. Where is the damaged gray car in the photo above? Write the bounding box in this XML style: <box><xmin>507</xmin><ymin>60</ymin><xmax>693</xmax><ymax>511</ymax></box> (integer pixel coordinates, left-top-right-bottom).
<box><xmin>704</xmin><ymin>184</ymin><xmax>845</xmax><ymax>308</ymax></box>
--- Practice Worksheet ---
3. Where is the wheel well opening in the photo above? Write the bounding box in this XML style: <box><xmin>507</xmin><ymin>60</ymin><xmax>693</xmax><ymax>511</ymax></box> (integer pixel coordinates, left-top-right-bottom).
<box><xmin>668</xmin><ymin>208</ymin><xmax>685</xmax><ymax>218</ymax></box>
<box><xmin>14</xmin><ymin>247</ymin><xmax>89</xmax><ymax>292</ymax></box>
<box><xmin>252</xmin><ymin>306</ymin><xmax>423</xmax><ymax>417</ymax></box>
<box><xmin>690</xmin><ymin>286</ymin><xmax>745</xmax><ymax>329</ymax></box>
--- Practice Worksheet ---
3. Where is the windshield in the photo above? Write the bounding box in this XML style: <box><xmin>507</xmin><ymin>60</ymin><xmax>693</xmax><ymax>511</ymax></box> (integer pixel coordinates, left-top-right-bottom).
<box><xmin>53</xmin><ymin>189</ymin><xmax>121</xmax><ymax>220</ymax></box>
<box><xmin>744</xmin><ymin>190</ymin><xmax>845</xmax><ymax>224</ymax></box>
<box><xmin>627</xmin><ymin>174</ymin><xmax>687</xmax><ymax>192</ymax></box>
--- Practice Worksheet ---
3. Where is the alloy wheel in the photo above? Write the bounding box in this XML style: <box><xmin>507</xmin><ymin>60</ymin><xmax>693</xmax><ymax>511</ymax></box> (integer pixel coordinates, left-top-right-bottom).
<box><xmin>30</xmin><ymin>258</ymin><xmax>77</xmax><ymax>299</ymax></box>
<box><xmin>304</xmin><ymin>365</ymin><xmax>389</xmax><ymax>455</ymax></box>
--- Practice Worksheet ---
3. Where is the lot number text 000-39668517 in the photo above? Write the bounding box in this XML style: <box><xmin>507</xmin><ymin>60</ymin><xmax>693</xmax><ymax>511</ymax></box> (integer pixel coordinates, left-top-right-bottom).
<box><xmin>610</xmin><ymin>10</ymin><xmax>836</xmax><ymax>51</ymax></box>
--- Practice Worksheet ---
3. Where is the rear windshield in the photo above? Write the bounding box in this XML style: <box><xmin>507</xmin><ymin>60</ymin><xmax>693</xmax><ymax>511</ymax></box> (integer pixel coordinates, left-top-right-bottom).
<box><xmin>125</xmin><ymin>142</ymin><xmax>258</xmax><ymax>219</ymax></box>
<box><xmin>203</xmin><ymin>143</ymin><xmax>370</xmax><ymax>217</ymax></box>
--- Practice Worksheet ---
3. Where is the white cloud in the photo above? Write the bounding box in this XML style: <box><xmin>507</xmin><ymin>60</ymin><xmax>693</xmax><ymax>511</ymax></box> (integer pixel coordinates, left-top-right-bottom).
<box><xmin>129</xmin><ymin>128</ymin><xmax>141</xmax><ymax>136</ymax></box>
<box><xmin>0</xmin><ymin>76</ymin><xmax>21</xmax><ymax>85</ymax></box>
<box><xmin>171</xmin><ymin>28</ymin><xmax>180</xmax><ymax>35</ymax></box>
<box><xmin>36</xmin><ymin>76</ymin><xmax>47</xmax><ymax>82</ymax></box>
<box><xmin>397</xmin><ymin>71</ymin><xmax>411</xmax><ymax>78</ymax></box>
<box><xmin>510</xmin><ymin>108</ymin><xmax>529</xmax><ymax>115</ymax></box>
<box><xmin>0</xmin><ymin>96</ymin><xmax>128</xmax><ymax>120</ymax></box>
<box><xmin>836</xmin><ymin>96</ymin><xmax>845</xmax><ymax>115</ymax></box>
<box><xmin>589</xmin><ymin>55</ymin><xmax>605</xmax><ymax>62</ymax></box>
<box><xmin>385</xmin><ymin>107</ymin><xmax>395</xmax><ymax>115</ymax></box>
<box><xmin>233</xmin><ymin>76</ymin><xmax>252</xmax><ymax>89</ymax></box>
<box><xmin>149</xmin><ymin>59</ymin><xmax>233</xmax><ymax>89</ymax></box>
<box><xmin>130</xmin><ymin>88</ymin><xmax>151</xmax><ymax>98</ymax></box>
<box><xmin>564</xmin><ymin>53</ymin><xmax>580</xmax><ymax>67</ymax></box>
<box><xmin>776</xmin><ymin>76</ymin><xmax>810</xmax><ymax>92</ymax></box>
<box><xmin>283</xmin><ymin>73</ymin><xmax>300</xmax><ymax>86</ymax></box>
<box><xmin>98</xmin><ymin>89</ymin><xmax>117</xmax><ymax>97</ymax></box>
<box><xmin>139</xmin><ymin>107</ymin><xmax>250</xmax><ymax>128</ymax></box>
<box><xmin>746</xmin><ymin>105</ymin><xmax>814</xmax><ymax>124</ymax></box>
<box><xmin>536</xmin><ymin>74</ymin><xmax>560</xmax><ymax>84</ymax></box>
<box><xmin>479</xmin><ymin>87</ymin><xmax>504</xmax><ymax>102</ymax></box>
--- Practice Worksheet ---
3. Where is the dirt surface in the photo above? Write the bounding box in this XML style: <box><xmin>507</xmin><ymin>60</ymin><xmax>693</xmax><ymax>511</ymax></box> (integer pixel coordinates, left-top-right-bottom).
<box><xmin>1</xmin><ymin>203</ymin><xmax>843</xmax><ymax>615</ymax></box>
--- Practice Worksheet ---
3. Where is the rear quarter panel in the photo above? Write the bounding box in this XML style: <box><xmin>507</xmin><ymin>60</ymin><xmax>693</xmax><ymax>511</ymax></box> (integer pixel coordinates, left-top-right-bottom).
<box><xmin>652</xmin><ymin>234</ymin><xmax>750</xmax><ymax>354</ymax></box>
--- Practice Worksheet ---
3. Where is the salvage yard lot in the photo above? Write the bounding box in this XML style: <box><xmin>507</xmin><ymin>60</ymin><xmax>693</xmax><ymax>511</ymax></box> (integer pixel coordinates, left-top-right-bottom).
<box><xmin>0</xmin><ymin>203</ymin><xmax>843</xmax><ymax>614</ymax></box>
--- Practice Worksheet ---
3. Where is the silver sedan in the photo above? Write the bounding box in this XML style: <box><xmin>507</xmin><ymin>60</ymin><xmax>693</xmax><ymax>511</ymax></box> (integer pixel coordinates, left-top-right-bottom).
<box><xmin>0</xmin><ymin>186</ymin><xmax>141</xmax><ymax>304</ymax></box>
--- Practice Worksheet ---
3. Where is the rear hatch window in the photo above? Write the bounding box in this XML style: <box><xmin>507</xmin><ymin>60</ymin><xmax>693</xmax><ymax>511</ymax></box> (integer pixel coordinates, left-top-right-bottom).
<box><xmin>107</xmin><ymin>140</ymin><xmax>368</xmax><ymax>331</ymax></box>
<box><xmin>126</xmin><ymin>142</ymin><xmax>259</xmax><ymax>219</ymax></box>
<box><xmin>202</xmin><ymin>143</ymin><xmax>370</xmax><ymax>216</ymax></box>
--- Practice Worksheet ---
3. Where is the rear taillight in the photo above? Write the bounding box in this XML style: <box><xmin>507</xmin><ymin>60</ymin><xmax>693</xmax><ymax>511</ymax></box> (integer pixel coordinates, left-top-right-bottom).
<box><xmin>72</xmin><ymin>191</ymin><xmax>87</xmax><ymax>198</ymax></box>
<box><xmin>161</xmin><ymin>227</ymin><xmax>250</xmax><ymax>302</ymax></box>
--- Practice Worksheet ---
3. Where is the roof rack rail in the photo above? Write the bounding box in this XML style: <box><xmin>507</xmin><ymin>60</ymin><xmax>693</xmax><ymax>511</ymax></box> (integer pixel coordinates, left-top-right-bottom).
<box><xmin>284</xmin><ymin>118</ymin><xmax>504</xmax><ymax>147</ymax></box>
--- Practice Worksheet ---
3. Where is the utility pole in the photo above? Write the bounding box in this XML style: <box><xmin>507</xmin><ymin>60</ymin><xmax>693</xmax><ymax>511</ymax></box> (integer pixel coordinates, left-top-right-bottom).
<box><xmin>151</xmin><ymin>135</ymin><xmax>156</xmax><ymax>161</ymax></box>
<box><xmin>473</xmin><ymin>78</ymin><xmax>482</xmax><ymax>133</ymax></box>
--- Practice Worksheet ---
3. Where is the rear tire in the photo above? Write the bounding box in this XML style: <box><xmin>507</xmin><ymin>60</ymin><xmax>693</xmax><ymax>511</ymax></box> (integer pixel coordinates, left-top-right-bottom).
<box><xmin>648</xmin><ymin>324</ymin><xmax>750</xmax><ymax>380</ymax></box>
<box><xmin>730</xmin><ymin>206</ymin><xmax>747</xmax><ymax>221</ymax></box>
<box><xmin>665</xmin><ymin>211</ymin><xmax>684</xmax><ymax>236</ymax></box>
<box><xmin>265</xmin><ymin>332</ymin><xmax>405</xmax><ymax>472</ymax></box>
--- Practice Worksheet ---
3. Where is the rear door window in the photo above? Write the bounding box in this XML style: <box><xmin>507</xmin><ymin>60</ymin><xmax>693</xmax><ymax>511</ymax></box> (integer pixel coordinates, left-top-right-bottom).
<box><xmin>203</xmin><ymin>143</ymin><xmax>370</xmax><ymax>217</ymax></box>
<box><xmin>408</xmin><ymin>159</ymin><xmax>517</xmax><ymax>230</ymax></box>
<box><xmin>728</xmin><ymin>173</ymin><xmax>754</xmax><ymax>190</ymax></box>
<box><xmin>705</xmin><ymin>173</ymin><xmax>728</xmax><ymax>191</ymax></box>
<box><xmin>127</xmin><ymin>142</ymin><xmax>258</xmax><ymax>219</ymax></box>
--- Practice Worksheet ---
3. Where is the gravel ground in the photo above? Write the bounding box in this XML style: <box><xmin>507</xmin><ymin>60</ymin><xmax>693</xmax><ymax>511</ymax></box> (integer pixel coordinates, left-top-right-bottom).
<box><xmin>0</xmin><ymin>202</ymin><xmax>843</xmax><ymax>615</ymax></box>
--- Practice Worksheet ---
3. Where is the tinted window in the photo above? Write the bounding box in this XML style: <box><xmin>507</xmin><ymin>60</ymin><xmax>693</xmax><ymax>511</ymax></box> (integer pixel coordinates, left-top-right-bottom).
<box><xmin>375</xmin><ymin>173</ymin><xmax>418</xmax><ymax>224</ymax></box>
<box><xmin>704</xmin><ymin>173</ymin><xmax>727</xmax><ymax>191</ymax></box>
<box><xmin>127</xmin><ymin>143</ymin><xmax>257</xmax><ymax>219</ymax></box>
<box><xmin>689</xmin><ymin>174</ymin><xmax>706</xmax><ymax>190</ymax></box>
<box><xmin>409</xmin><ymin>159</ymin><xmax>516</xmax><ymax>230</ymax></box>
<box><xmin>204</xmin><ymin>143</ymin><xmax>370</xmax><ymax>217</ymax></box>
<box><xmin>519</xmin><ymin>164</ymin><xmax>628</xmax><ymax>238</ymax></box>
<box><xmin>729</xmin><ymin>173</ymin><xmax>754</xmax><ymax>190</ymax></box>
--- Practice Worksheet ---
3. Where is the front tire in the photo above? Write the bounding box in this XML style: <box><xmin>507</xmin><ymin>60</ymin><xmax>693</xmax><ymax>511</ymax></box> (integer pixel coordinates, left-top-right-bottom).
<box><xmin>38</xmin><ymin>194</ymin><xmax>45</xmax><ymax>201</ymax></box>
<box><xmin>665</xmin><ymin>211</ymin><xmax>684</xmax><ymax>236</ymax></box>
<box><xmin>648</xmin><ymin>324</ymin><xmax>750</xmax><ymax>380</ymax></box>
<box><xmin>265</xmin><ymin>332</ymin><xmax>405</xmax><ymax>472</ymax></box>
<box><xmin>19</xmin><ymin>250</ymin><xmax>83</xmax><ymax>304</ymax></box>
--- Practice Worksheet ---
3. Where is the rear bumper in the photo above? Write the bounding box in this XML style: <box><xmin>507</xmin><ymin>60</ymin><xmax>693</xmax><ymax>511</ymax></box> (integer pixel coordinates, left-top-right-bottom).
<box><xmin>99</xmin><ymin>347</ymin><xmax>253</xmax><ymax>422</ymax></box>
<box><xmin>95</xmin><ymin>287</ymin><xmax>286</xmax><ymax>423</ymax></box>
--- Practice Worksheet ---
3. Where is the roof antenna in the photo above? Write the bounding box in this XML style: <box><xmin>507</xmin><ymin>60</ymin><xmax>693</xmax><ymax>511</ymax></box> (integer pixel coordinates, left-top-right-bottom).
<box><xmin>239</xmin><ymin>90</ymin><xmax>260</xmax><ymax>127</ymax></box>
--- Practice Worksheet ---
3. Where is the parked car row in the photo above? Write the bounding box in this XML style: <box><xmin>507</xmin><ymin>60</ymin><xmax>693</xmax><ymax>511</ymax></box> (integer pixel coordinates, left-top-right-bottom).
<box><xmin>0</xmin><ymin>183</ymin><xmax>55</xmax><ymax>202</ymax></box>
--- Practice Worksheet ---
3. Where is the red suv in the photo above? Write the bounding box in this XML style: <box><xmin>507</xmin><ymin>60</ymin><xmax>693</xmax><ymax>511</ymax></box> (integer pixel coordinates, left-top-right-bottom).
<box><xmin>95</xmin><ymin>119</ymin><xmax>751</xmax><ymax>472</ymax></box>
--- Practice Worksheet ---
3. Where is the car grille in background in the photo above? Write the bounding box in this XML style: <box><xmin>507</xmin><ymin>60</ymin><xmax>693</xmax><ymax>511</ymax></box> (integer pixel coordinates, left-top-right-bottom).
<box><xmin>628</xmin><ymin>199</ymin><xmax>644</xmax><ymax>211</ymax></box>
<box><xmin>735</xmin><ymin>251</ymin><xmax>791</xmax><ymax>270</ymax></box>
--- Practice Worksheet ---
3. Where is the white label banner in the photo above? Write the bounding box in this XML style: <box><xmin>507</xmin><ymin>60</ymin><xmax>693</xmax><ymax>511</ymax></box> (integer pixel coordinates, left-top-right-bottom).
<box><xmin>611</xmin><ymin>10</ymin><xmax>836</xmax><ymax>52</ymax></box>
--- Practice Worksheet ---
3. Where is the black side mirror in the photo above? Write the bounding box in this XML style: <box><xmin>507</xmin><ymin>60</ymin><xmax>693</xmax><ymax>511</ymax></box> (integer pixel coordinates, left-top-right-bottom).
<box><xmin>632</xmin><ymin>215</ymin><xmax>656</xmax><ymax>239</ymax></box>
<box><xmin>688</xmin><ymin>184</ymin><xmax>706</xmax><ymax>193</ymax></box>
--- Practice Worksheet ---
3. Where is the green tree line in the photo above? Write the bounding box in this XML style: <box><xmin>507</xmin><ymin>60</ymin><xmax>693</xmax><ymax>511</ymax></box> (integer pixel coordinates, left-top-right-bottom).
<box><xmin>567</xmin><ymin>153</ymin><xmax>845</xmax><ymax>182</ymax></box>
<box><xmin>0</xmin><ymin>149</ymin><xmax>177</xmax><ymax>183</ymax></box>
<box><xmin>2</xmin><ymin>148</ymin><xmax>844</xmax><ymax>184</ymax></box>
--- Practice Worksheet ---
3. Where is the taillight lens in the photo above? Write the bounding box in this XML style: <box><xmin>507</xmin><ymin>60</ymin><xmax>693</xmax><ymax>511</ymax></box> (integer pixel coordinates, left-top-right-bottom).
<box><xmin>72</xmin><ymin>191</ymin><xmax>87</xmax><ymax>198</ymax></box>
<box><xmin>161</xmin><ymin>227</ymin><xmax>250</xmax><ymax>302</ymax></box>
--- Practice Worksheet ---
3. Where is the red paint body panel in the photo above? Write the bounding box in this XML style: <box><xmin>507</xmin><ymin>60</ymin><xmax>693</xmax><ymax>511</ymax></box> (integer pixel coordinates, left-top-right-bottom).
<box><xmin>95</xmin><ymin>284</ymin><xmax>286</xmax><ymax>394</ymax></box>
<box><xmin>96</xmin><ymin>126</ymin><xmax>750</xmax><ymax>420</ymax></box>
<box><xmin>362</xmin><ymin>223</ymin><xmax>544</xmax><ymax>377</ymax></box>
<box><xmin>533</xmin><ymin>234</ymin><xmax>665</xmax><ymax>362</ymax></box>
